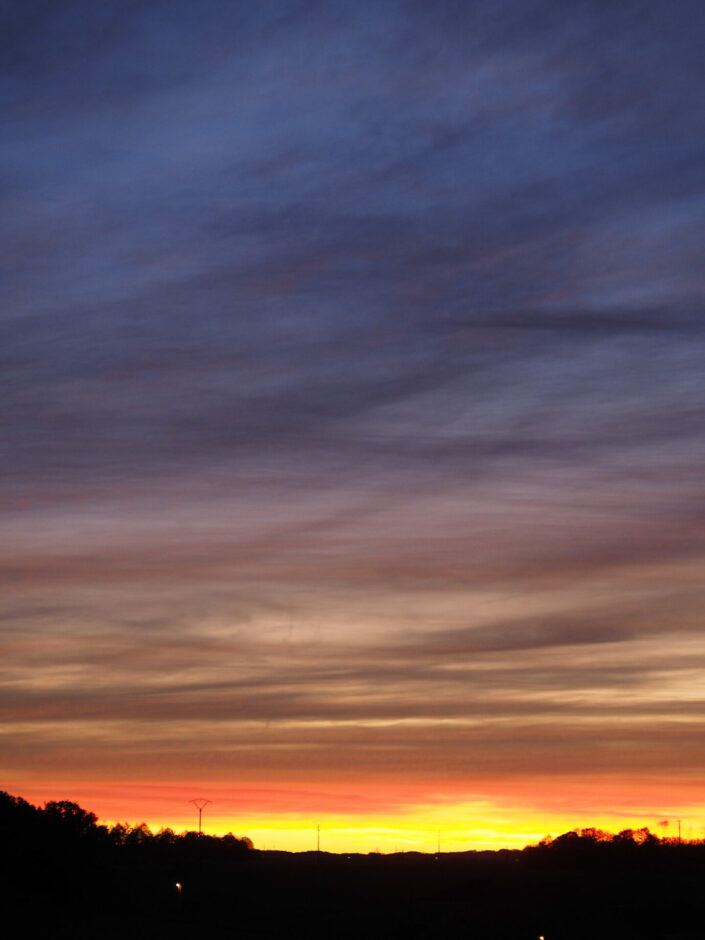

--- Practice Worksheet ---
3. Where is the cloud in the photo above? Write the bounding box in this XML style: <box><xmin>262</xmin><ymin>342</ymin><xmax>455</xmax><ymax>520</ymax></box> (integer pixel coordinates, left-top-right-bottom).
<box><xmin>3</xmin><ymin>0</ymin><xmax>705</xmax><ymax>809</ymax></box>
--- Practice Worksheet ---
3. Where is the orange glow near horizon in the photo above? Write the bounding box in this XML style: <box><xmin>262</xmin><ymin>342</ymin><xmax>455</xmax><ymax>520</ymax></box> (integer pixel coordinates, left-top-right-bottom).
<box><xmin>9</xmin><ymin>775</ymin><xmax>704</xmax><ymax>853</ymax></box>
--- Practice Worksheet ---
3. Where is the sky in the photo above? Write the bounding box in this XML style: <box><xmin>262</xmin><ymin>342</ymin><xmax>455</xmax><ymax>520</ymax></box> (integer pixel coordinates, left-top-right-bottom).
<box><xmin>3</xmin><ymin>0</ymin><xmax>705</xmax><ymax>852</ymax></box>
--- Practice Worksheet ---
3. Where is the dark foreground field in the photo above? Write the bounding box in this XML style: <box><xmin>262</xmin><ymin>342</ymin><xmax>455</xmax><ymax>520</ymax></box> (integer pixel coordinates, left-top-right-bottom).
<box><xmin>2</xmin><ymin>791</ymin><xmax>702</xmax><ymax>939</ymax></box>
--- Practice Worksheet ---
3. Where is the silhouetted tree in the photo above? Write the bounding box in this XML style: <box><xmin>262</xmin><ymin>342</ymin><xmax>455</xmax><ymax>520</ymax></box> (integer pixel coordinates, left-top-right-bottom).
<box><xmin>44</xmin><ymin>800</ymin><xmax>98</xmax><ymax>837</ymax></box>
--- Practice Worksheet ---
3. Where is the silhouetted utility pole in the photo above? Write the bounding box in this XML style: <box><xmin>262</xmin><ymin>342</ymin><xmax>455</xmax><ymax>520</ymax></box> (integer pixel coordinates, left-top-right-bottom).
<box><xmin>189</xmin><ymin>799</ymin><xmax>211</xmax><ymax>835</ymax></box>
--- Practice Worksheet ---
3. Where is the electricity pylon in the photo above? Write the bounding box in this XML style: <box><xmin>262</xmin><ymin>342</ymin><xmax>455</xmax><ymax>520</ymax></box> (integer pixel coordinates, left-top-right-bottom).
<box><xmin>189</xmin><ymin>798</ymin><xmax>211</xmax><ymax>835</ymax></box>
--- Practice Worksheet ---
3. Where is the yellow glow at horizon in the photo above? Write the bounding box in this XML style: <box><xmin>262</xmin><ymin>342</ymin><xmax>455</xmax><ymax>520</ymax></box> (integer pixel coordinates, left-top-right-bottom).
<box><xmin>96</xmin><ymin>801</ymin><xmax>705</xmax><ymax>854</ymax></box>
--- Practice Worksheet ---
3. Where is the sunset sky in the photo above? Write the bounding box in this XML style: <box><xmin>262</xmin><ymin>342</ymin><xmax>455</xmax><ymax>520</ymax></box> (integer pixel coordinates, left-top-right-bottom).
<box><xmin>3</xmin><ymin>0</ymin><xmax>705</xmax><ymax>852</ymax></box>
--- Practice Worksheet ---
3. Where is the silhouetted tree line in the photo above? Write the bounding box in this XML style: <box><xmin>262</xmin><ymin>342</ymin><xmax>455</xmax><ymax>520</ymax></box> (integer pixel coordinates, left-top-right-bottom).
<box><xmin>0</xmin><ymin>789</ymin><xmax>252</xmax><ymax>857</ymax></box>
<box><xmin>2</xmin><ymin>790</ymin><xmax>704</xmax><ymax>939</ymax></box>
